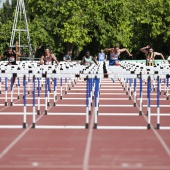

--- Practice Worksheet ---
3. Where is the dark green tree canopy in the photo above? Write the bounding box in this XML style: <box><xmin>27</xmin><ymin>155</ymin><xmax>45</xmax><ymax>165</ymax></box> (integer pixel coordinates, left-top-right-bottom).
<box><xmin>0</xmin><ymin>0</ymin><xmax>170</xmax><ymax>59</ymax></box>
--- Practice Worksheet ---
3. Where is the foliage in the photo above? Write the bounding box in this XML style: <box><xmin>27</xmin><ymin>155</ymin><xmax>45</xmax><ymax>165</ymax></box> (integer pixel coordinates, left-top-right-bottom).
<box><xmin>0</xmin><ymin>0</ymin><xmax>169</xmax><ymax>59</ymax></box>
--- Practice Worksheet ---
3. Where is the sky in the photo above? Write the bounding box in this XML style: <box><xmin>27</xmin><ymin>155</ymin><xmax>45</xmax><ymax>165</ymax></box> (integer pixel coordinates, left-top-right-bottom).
<box><xmin>0</xmin><ymin>0</ymin><xmax>12</xmax><ymax>8</ymax></box>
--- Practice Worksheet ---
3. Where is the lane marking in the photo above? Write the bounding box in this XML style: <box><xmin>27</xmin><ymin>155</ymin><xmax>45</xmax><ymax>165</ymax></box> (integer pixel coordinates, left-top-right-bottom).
<box><xmin>133</xmin><ymin>96</ymin><xmax>170</xmax><ymax>158</ymax></box>
<box><xmin>0</xmin><ymin>91</ymin><xmax>66</xmax><ymax>159</ymax></box>
<box><xmin>83</xmin><ymin>108</ymin><xmax>94</xmax><ymax>170</ymax></box>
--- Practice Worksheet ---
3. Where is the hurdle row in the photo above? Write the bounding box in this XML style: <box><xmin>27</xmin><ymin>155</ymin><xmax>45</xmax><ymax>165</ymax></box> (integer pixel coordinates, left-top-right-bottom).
<box><xmin>107</xmin><ymin>61</ymin><xmax>170</xmax><ymax>99</ymax></box>
<box><xmin>0</xmin><ymin>63</ymin><xmax>104</xmax><ymax>129</ymax></box>
<box><xmin>93</xmin><ymin>65</ymin><xmax>170</xmax><ymax>130</ymax></box>
<box><xmin>0</xmin><ymin>62</ymin><xmax>101</xmax><ymax>105</ymax></box>
<box><xmin>0</xmin><ymin>61</ymin><xmax>169</xmax><ymax>128</ymax></box>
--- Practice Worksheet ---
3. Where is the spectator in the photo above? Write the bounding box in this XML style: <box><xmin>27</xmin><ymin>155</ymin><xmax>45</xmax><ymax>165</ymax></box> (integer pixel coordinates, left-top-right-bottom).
<box><xmin>63</xmin><ymin>52</ymin><xmax>71</xmax><ymax>62</ymax></box>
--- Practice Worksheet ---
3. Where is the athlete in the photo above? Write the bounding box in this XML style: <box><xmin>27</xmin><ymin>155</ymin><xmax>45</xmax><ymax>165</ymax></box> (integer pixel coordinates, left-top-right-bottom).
<box><xmin>140</xmin><ymin>45</ymin><xmax>166</xmax><ymax>66</ymax></box>
<box><xmin>0</xmin><ymin>47</ymin><xmax>21</xmax><ymax>65</ymax></box>
<box><xmin>40</xmin><ymin>47</ymin><xmax>59</xmax><ymax>65</ymax></box>
<box><xmin>40</xmin><ymin>47</ymin><xmax>59</xmax><ymax>91</ymax></box>
<box><xmin>0</xmin><ymin>47</ymin><xmax>21</xmax><ymax>86</ymax></box>
<box><xmin>98</xmin><ymin>49</ymin><xmax>107</xmax><ymax>62</ymax></box>
<box><xmin>81</xmin><ymin>51</ymin><xmax>98</xmax><ymax>66</ymax></box>
<box><xmin>105</xmin><ymin>45</ymin><xmax>132</xmax><ymax>66</ymax></box>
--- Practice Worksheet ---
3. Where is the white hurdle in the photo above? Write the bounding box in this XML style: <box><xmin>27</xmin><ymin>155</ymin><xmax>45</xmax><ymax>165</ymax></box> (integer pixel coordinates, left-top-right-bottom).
<box><xmin>94</xmin><ymin>72</ymin><xmax>150</xmax><ymax>130</ymax></box>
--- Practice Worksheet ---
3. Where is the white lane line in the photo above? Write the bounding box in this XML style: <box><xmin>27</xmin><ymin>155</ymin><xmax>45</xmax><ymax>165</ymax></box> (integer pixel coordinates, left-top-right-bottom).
<box><xmin>0</xmin><ymin>92</ymin><xmax>65</xmax><ymax>159</ymax></box>
<box><xmin>134</xmin><ymin>97</ymin><xmax>170</xmax><ymax>158</ymax></box>
<box><xmin>83</xmin><ymin>108</ymin><xmax>94</xmax><ymax>170</ymax></box>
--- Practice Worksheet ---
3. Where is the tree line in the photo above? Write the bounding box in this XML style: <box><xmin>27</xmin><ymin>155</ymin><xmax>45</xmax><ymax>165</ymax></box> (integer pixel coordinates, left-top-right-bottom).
<box><xmin>0</xmin><ymin>0</ymin><xmax>170</xmax><ymax>60</ymax></box>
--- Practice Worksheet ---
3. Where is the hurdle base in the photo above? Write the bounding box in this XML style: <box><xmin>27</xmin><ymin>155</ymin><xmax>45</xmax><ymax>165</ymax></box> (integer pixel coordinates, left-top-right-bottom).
<box><xmin>60</xmin><ymin>96</ymin><xmax>62</xmax><ymax>100</ymax></box>
<box><xmin>147</xmin><ymin>124</ymin><xmax>150</xmax><ymax>129</ymax></box>
<box><xmin>0</xmin><ymin>91</ymin><xmax>1</xmax><ymax>94</ymax></box>
<box><xmin>10</xmin><ymin>102</ymin><xmax>13</xmax><ymax>106</ymax></box>
<box><xmin>89</xmin><ymin>110</ymin><xmax>91</xmax><ymax>115</ymax></box>
<box><xmin>47</xmin><ymin>102</ymin><xmax>50</xmax><ymax>106</ymax></box>
<box><xmin>129</xmin><ymin>96</ymin><xmax>131</xmax><ymax>100</ymax></box>
<box><xmin>23</xmin><ymin>123</ymin><xmax>27</xmax><ymax>128</ymax></box>
<box><xmin>166</xmin><ymin>96</ymin><xmax>169</xmax><ymax>100</ymax></box>
<box><xmin>69</xmin><ymin>87</ymin><xmax>71</xmax><ymax>90</ymax></box>
<box><xmin>5</xmin><ymin>102</ymin><xmax>8</xmax><ymax>106</ymax></box>
<box><xmin>28</xmin><ymin>91</ymin><xmax>30</xmax><ymax>94</ymax></box>
<box><xmin>133</xmin><ymin>103</ymin><xmax>136</xmax><ymax>107</ymax></box>
<box><xmin>37</xmin><ymin>110</ymin><xmax>40</xmax><ymax>115</ymax></box>
<box><xmin>65</xmin><ymin>91</ymin><xmax>67</xmax><ymax>94</ymax></box>
<box><xmin>156</xmin><ymin>124</ymin><xmax>160</xmax><ymax>129</ymax></box>
<box><xmin>139</xmin><ymin>111</ymin><xmax>142</xmax><ymax>116</ymax></box>
<box><xmin>94</xmin><ymin>123</ymin><xmax>97</xmax><ymax>129</ymax></box>
<box><xmin>53</xmin><ymin>102</ymin><xmax>56</xmax><ymax>106</ymax></box>
<box><xmin>32</xmin><ymin>123</ymin><xmax>36</xmax><ymax>128</ymax></box>
<box><xmin>45</xmin><ymin>110</ymin><xmax>47</xmax><ymax>115</ymax></box>
<box><xmin>85</xmin><ymin>123</ymin><xmax>88</xmax><ymax>129</ymax></box>
<box><xmin>17</xmin><ymin>96</ymin><xmax>20</xmax><ymax>99</ymax></box>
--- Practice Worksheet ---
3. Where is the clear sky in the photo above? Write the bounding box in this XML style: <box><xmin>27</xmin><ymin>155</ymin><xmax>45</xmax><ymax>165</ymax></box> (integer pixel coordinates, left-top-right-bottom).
<box><xmin>0</xmin><ymin>0</ymin><xmax>12</xmax><ymax>8</ymax></box>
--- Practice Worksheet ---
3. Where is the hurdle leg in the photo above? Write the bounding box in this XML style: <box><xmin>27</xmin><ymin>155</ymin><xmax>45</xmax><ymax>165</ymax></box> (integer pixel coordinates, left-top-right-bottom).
<box><xmin>37</xmin><ymin>78</ymin><xmax>41</xmax><ymax>115</ymax></box>
<box><xmin>10</xmin><ymin>77</ymin><xmax>13</xmax><ymax>106</ymax></box>
<box><xmin>27</xmin><ymin>77</ymin><xmax>30</xmax><ymax>94</ymax></box>
<box><xmin>45</xmin><ymin>78</ymin><xmax>48</xmax><ymax>115</ymax></box>
<box><xmin>32</xmin><ymin>76</ymin><xmax>36</xmax><ymax>128</ymax></box>
<box><xmin>71</xmin><ymin>78</ymin><xmax>74</xmax><ymax>87</ymax></box>
<box><xmin>23</xmin><ymin>75</ymin><xmax>27</xmax><ymax>128</ymax></box>
<box><xmin>47</xmin><ymin>78</ymin><xmax>51</xmax><ymax>106</ymax></box>
<box><xmin>156</xmin><ymin>76</ymin><xmax>160</xmax><ymax>129</ymax></box>
<box><xmin>94</xmin><ymin>78</ymin><xmax>100</xmax><ymax>129</ymax></box>
<box><xmin>88</xmin><ymin>78</ymin><xmax>92</xmax><ymax>115</ymax></box>
<box><xmin>85</xmin><ymin>78</ymin><xmax>89</xmax><ymax>129</ymax></box>
<box><xmin>5</xmin><ymin>77</ymin><xmax>8</xmax><ymax>106</ymax></box>
<box><xmin>153</xmin><ymin>79</ymin><xmax>156</xmax><ymax>91</ymax></box>
<box><xmin>121</xmin><ymin>78</ymin><xmax>125</xmax><ymax>89</ymax></box>
<box><xmin>164</xmin><ymin>78</ymin><xmax>166</xmax><ymax>95</ymax></box>
<box><xmin>60</xmin><ymin>78</ymin><xmax>63</xmax><ymax>99</ymax></box>
<box><xmin>53</xmin><ymin>78</ymin><xmax>57</xmax><ymax>106</ymax></box>
<box><xmin>125</xmin><ymin>78</ymin><xmax>128</xmax><ymax>95</ymax></box>
<box><xmin>128</xmin><ymin>78</ymin><xmax>132</xmax><ymax>100</ymax></box>
<box><xmin>139</xmin><ymin>73</ymin><xmax>143</xmax><ymax>115</ymax></box>
<box><xmin>68</xmin><ymin>78</ymin><xmax>71</xmax><ymax>90</ymax></box>
<box><xmin>0</xmin><ymin>78</ymin><xmax>2</xmax><ymax>94</ymax></box>
<box><xmin>65</xmin><ymin>78</ymin><xmax>68</xmax><ymax>94</ymax></box>
<box><xmin>159</xmin><ymin>78</ymin><xmax>162</xmax><ymax>95</ymax></box>
<box><xmin>17</xmin><ymin>77</ymin><xmax>20</xmax><ymax>99</ymax></box>
<box><xmin>133</xmin><ymin>78</ymin><xmax>137</xmax><ymax>107</ymax></box>
<box><xmin>147</xmin><ymin>76</ymin><xmax>151</xmax><ymax>129</ymax></box>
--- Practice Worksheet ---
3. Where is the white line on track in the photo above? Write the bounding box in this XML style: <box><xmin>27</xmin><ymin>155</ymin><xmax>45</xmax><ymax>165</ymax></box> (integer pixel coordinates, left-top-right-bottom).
<box><xmin>0</xmin><ymin>92</ymin><xmax>65</xmax><ymax>160</ymax></box>
<box><xmin>83</xmin><ymin>108</ymin><xmax>94</xmax><ymax>170</ymax></box>
<box><xmin>134</xmin><ymin>97</ymin><xmax>170</xmax><ymax>158</ymax></box>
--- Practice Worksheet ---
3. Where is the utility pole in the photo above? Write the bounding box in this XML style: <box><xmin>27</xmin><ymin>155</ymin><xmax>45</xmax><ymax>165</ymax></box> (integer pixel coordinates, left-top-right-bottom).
<box><xmin>10</xmin><ymin>0</ymin><xmax>32</xmax><ymax>60</ymax></box>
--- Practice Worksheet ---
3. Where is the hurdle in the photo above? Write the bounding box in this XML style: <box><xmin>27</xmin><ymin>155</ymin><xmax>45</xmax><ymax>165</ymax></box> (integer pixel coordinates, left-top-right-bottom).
<box><xmin>0</xmin><ymin>73</ymin><xmax>28</xmax><ymax>129</ymax></box>
<box><xmin>152</xmin><ymin>74</ymin><xmax>170</xmax><ymax>130</ymax></box>
<box><xmin>32</xmin><ymin>72</ymin><xmax>95</xmax><ymax>129</ymax></box>
<box><xmin>0</xmin><ymin>72</ymin><xmax>12</xmax><ymax>106</ymax></box>
<box><xmin>94</xmin><ymin>71</ymin><xmax>150</xmax><ymax>130</ymax></box>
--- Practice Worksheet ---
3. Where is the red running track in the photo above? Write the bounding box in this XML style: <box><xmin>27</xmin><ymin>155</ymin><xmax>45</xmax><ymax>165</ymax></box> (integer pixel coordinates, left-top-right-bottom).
<box><xmin>0</xmin><ymin>78</ymin><xmax>170</xmax><ymax>170</ymax></box>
